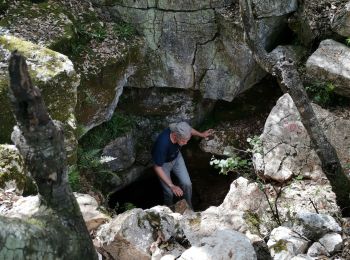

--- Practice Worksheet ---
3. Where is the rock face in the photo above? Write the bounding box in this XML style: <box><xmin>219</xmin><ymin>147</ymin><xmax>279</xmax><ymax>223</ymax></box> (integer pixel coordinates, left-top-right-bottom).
<box><xmin>102</xmin><ymin>133</ymin><xmax>136</xmax><ymax>172</ymax></box>
<box><xmin>1</xmin><ymin>191</ymin><xmax>109</xmax><ymax>232</ymax></box>
<box><xmin>256</xmin><ymin>93</ymin><xmax>350</xmax><ymax>182</ymax></box>
<box><xmin>332</xmin><ymin>1</ymin><xmax>350</xmax><ymax>37</ymax></box>
<box><xmin>179</xmin><ymin>229</ymin><xmax>256</xmax><ymax>260</ymax></box>
<box><xmin>306</xmin><ymin>39</ymin><xmax>350</xmax><ymax>98</ymax></box>
<box><xmin>74</xmin><ymin>193</ymin><xmax>110</xmax><ymax>232</ymax></box>
<box><xmin>95</xmin><ymin>205</ymin><xmax>257</xmax><ymax>260</ymax></box>
<box><xmin>98</xmin><ymin>0</ymin><xmax>297</xmax><ymax>101</ymax></box>
<box><xmin>267</xmin><ymin>212</ymin><xmax>342</xmax><ymax>259</ymax></box>
<box><xmin>0</xmin><ymin>145</ymin><xmax>28</xmax><ymax>194</ymax></box>
<box><xmin>252</xmin><ymin>0</ymin><xmax>297</xmax><ymax>18</ymax></box>
<box><xmin>0</xmin><ymin>35</ymin><xmax>79</xmax><ymax>162</ymax></box>
<box><xmin>288</xmin><ymin>0</ymin><xmax>346</xmax><ymax>46</ymax></box>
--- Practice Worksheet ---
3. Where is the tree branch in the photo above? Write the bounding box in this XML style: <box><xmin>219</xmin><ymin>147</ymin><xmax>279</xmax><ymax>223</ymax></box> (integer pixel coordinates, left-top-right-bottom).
<box><xmin>2</xmin><ymin>51</ymin><xmax>97</xmax><ymax>259</ymax></box>
<box><xmin>239</xmin><ymin>0</ymin><xmax>350</xmax><ymax>216</ymax></box>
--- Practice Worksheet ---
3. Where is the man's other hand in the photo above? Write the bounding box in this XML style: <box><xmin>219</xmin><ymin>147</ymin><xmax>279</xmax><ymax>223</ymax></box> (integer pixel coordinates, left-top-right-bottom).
<box><xmin>170</xmin><ymin>185</ymin><xmax>183</xmax><ymax>197</ymax></box>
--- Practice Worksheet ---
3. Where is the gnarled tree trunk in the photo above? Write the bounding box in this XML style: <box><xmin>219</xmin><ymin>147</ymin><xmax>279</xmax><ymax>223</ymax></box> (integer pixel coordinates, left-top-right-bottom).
<box><xmin>239</xmin><ymin>0</ymin><xmax>350</xmax><ymax>216</ymax></box>
<box><xmin>0</xmin><ymin>51</ymin><xmax>97</xmax><ymax>259</ymax></box>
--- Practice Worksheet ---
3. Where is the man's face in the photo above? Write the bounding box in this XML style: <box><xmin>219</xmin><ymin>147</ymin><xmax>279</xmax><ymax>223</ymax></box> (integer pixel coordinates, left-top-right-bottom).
<box><xmin>176</xmin><ymin>134</ymin><xmax>191</xmax><ymax>146</ymax></box>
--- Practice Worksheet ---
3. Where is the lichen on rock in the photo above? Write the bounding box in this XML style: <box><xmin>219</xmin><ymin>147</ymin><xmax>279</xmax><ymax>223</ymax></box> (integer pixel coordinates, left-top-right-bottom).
<box><xmin>0</xmin><ymin>35</ymin><xmax>79</xmax><ymax>163</ymax></box>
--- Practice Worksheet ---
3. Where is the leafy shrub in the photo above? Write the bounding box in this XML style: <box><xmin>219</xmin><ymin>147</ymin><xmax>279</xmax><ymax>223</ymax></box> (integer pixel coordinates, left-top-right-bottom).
<box><xmin>113</xmin><ymin>22</ymin><xmax>136</xmax><ymax>39</ymax></box>
<box><xmin>68</xmin><ymin>165</ymin><xmax>81</xmax><ymax>191</ymax></box>
<box><xmin>305</xmin><ymin>82</ymin><xmax>335</xmax><ymax>107</ymax></box>
<box><xmin>210</xmin><ymin>154</ymin><xmax>250</xmax><ymax>175</ymax></box>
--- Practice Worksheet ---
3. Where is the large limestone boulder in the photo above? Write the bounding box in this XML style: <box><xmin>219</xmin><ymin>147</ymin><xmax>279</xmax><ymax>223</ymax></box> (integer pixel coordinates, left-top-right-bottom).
<box><xmin>0</xmin><ymin>35</ymin><xmax>79</xmax><ymax>162</ymax></box>
<box><xmin>252</xmin><ymin>0</ymin><xmax>297</xmax><ymax>18</ymax></box>
<box><xmin>332</xmin><ymin>1</ymin><xmax>350</xmax><ymax>37</ymax></box>
<box><xmin>104</xmin><ymin>1</ymin><xmax>294</xmax><ymax>101</ymax></box>
<box><xmin>96</xmin><ymin>206</ymin><xmax>187</xmax><ymax>259</ymax></box>
<box><xmin>256</xmin><ymin>93</ymin><xmax>350</xmax><ymax>182</ymax></box>
<box><xmin>95</xmin><ymin>205</ymin><xmax>257</xmax><ymax>259</ymax></box>
<box><xmin>178</xmin><ymin>229</ymin><xmax>256</xmax><ymax>260</ymax></box>
<box><xmin>267</xmin><ymin>226</ymin><xmax>309</xmax><ymax>259</ymax></box>
<box><xmin>306</xmin><ymin>39</ymin><xmax>350</xmax><ymax>98</ymax></box>
<box><xmin>1</xmin><ymin>191</ymin><xmax>109</xmax><ymax>232</ymax></box>
<box><xmin>267</xmin><ymin>213</ymin><xmax>342</xmax><ymax>259</ymax></box>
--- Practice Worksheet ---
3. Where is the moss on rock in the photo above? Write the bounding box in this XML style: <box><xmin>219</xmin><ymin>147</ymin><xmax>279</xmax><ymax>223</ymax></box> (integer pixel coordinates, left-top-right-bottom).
<box><xmin>0</xmin><ymin>0</ymin><xmax>74</xmax><ymax>49</ymax></box>
<box><xmin>0</xmin><ymin>145</ymin><xmax>27</xmax><ymax>193</ymax></box>
<box><xmin>0</xmin><ymin>35</ymin><xmax>79</xmax><ymax>163</ymax></box>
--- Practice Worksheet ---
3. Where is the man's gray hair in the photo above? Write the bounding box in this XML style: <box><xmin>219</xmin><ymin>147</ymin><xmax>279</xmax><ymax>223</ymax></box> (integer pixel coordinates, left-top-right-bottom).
<box><xmin>169</xmin><ymin>121</ymin><xmax>192</xmax><ymax>139</ymax></box>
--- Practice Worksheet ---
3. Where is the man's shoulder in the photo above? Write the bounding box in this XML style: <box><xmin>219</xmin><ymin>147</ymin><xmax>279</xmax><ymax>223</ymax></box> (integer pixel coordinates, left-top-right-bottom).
<box><xmin>156</xmin><ymin>128</ymin><xmax>171</xmax><ymax>142</ymax></box>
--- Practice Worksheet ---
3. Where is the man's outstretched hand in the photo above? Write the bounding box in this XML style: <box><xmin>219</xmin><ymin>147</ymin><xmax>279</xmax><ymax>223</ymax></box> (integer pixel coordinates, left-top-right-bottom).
<box><xmin>201</xmin><ymin>129</ymin><xmax>214</xmax><ymax>138</ymax></box>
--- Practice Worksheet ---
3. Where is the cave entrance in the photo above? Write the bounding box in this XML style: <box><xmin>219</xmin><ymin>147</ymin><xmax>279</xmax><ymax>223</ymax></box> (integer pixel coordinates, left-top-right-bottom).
<box><xmin>108</xmin><ymin>142</ymin><xmax>236</xmax><ymax>213</ymax></box>
<box><xmin>108</xmin><ymin>76</ymin><xmax>282</xmax><ymax>213</ymax></box>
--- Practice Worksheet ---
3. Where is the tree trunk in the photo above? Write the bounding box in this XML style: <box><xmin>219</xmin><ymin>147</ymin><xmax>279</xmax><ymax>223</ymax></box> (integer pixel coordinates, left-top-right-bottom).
<box><xmin>239</xmin><ymin>0</ymin><xmax>350</xmax><ymax>216</ymax></box>
<box><xmin>0</xmin><ymin>51</ymin><xmax>97</xmax><ymax>259</ymax></box>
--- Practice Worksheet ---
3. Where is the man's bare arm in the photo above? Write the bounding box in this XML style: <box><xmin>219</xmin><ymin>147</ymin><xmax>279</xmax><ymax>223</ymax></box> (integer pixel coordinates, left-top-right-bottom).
<box><xmin>153</xmin><ymin>165</ymin><xmax>183</xmax><ymax>196</ymax></box>
<box><xmin>191</xmin><ymin>128</ymin><xmax>213</xmax><ymax>138</ymax></box>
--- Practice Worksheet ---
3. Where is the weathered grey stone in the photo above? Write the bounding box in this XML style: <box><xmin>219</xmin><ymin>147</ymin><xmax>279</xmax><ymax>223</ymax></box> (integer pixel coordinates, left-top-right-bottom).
<box><xmin>256</xmin><ymin>93</ymin><xmax>350</xmax><ymax>182</ymax></box>
<box><xmin>318</xmin><ymin>233</ymin><xmax>343</xmax><ymax>255</ymax></box>
<box><xmin>96</xmin><ymin>206</ymin><xmax>186</xmax><ymax>260</ymax></box>
<box><xmin>294</xmin><ymin>212</ymin><xmax>341</xmax><ymax>240</ymax></box>
<box><xmin>178</xmin><ymin>229</ymin><xmax>256</xmax><ymax>260</ymax></box>
<box><xmin>0</xmin><ymin>35</ymin><xmax>79</xmax><ymax>163</ymax></box>
<box><xmin>109</xmin><ymin>165</ymin><xmax>147</xmax><ymax>193</ymax></box>
<box><xmin>3</xmin><ymin>195</ymin><xmax>40</xmax><ymax>219</ymax></box>
<box><xmin>199</xmin><ymin>129</ymin><xmax>238</xmax><ymax>156</ymax></box>
<box><xmin>108</xmin><ymin>2</ymin><xmax>289</xmax><ymax>101</ymax></box>
<box><xmin>306</xmin><ymin>39</ymin><xmax>350</xmax><ymax>98</ymax></box>
<box><xmin>74</xmin><ymin>193</ymin><xmax>110</xmax><ymax>232</ymax></box>
<box><xmin>112</xmin><ymin>0</ymin><xmax>232</xmax><ymax>10</ymax></box>
<box><xmin>288</xmin><ymin>0</ymin><xmax>344</xmax><ymax>46</ymax></box>
<box><xmin>2</xmin><ymin>192</ymin><xmax>109</xmax><ymax>232</ymax></box>
<box><xmin>0</xmin><ymin>1</ymin><xmax>74</xmax><ymax>49</ymax></box>
<box><xmin>267</xmin><ymin>226</ymin><xmax>309</xmax><ymax>259</ymax></box>
<box><xmin>0</xmin><ymin>145</ymin><xmax>27</xmax><ymax>194</ymax></box>
<box><xmin>291</xmin><ymin>255</ymin><xmax>314</xmax><ymax>260</ymax></box>
<box><xmin>77</xmin><ymin>64</ymin><xmax>137</xmax><ymax>133</ymax></box>
<box><xmin>332</xmin><ymin>2</ymin><xmax>350</xmax><ymax>37</ymax></box>
<box><xmin>307</xmin><ymin>242</ymin><xmax>328</xmax><ymax>257</ymax></box>
<box><xmin>276</xmin><ymin>180</ymin><xmax>339</xmax><ymax>223</ymax></box>
<box><xmin>102</xmin><ymin>133</ymin><xmax>136</xmax><ymax>172</ymax></box>
<box><xmin>252</xmin><ymin>0</ymin><xmax>297</xmax><ymax>18</ymax></box>
<box><xmin>269</xmin><ymin>45</ymin><xmax>307</xmax><ymax>64</ymax></box>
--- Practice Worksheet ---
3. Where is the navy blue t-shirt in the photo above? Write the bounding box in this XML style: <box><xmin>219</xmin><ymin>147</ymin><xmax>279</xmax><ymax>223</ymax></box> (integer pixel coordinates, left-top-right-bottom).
<box><xmin>152</xmin><ymin>128</ymin><xmax>180</xmax><ymax>166</ymax></box>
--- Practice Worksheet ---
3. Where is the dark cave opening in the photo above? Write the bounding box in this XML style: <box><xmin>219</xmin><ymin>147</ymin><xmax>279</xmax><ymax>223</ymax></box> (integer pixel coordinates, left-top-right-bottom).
<box><xmin>108</xmin><ymin>76</ymin><xmax>283</xmax><ymax>213</ymax></box>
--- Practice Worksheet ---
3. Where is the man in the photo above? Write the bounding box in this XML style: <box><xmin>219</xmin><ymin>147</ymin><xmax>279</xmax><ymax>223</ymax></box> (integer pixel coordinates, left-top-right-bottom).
<box><xmin>152</xmin><ymin>121</ymin><xmax>213</xmax><ymax>209</ymax></box>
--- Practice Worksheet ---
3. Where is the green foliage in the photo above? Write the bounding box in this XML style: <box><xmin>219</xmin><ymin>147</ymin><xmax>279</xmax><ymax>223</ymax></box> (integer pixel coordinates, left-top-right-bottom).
<box><xmin>209</xmin><ymin>135</ymin><xmax>262</xmax><ymax>175</ymax></box>
<box><xmin>78</xmin><ymin>148</ymin><xmax>102</xmax><ymax>170</ymax></box>
<box><xmin>295</xmin><ymin>175</ymin><xmax>304</xmax><ymax>181</ymax></box>
<box><xmin>77</xmin><ymin>113</ymin><xmax>135</xmax><ymax>194</ymax></box>
<box><xmin>80</xmin><ymin>113</ymin><xmax>135</xmax><ymax>150</ymax></box>
<box><xmin>346</xmin><ymin>38</ymin><xmax>350</xmax><ymax>47</ymax></box>
<box><xmin>305</xmin><ymin>82</ymin><xmax>336</xmax><ymax>107</ymax></box>
<box><xmin>210</xmin><ymin>154</ymin><xmax>250</xmax><ymax>175</ymax></box>
<box><xmin>83</xmin><ymin>89</ymin><xmax>99</xmax><ymax>105</ymax></box>
<box><xmin>113</xmin><ymin>22</ymin><xmax>136</xmax><ymax>39</ymax></box>
<box><xmin>246</xmin><ymin>135</ymin><xmax>263</xmax><ymax>154</ymax></box>
<box><xmin>68</xmin><ymin>165</ymin><xmax>81</xmax><ymax>191</ymax></box>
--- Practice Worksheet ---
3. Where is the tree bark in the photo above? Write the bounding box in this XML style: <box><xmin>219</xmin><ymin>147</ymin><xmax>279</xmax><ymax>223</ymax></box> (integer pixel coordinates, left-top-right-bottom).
<box><xmin>239</xmin><ymin>0</ymin><xmax>350</xmax><ymax>216</ymax></box>
<box><xmin>0</xmin><ymin>51</ymin><xmax>97</xmax><ymax>259</ymax></box>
